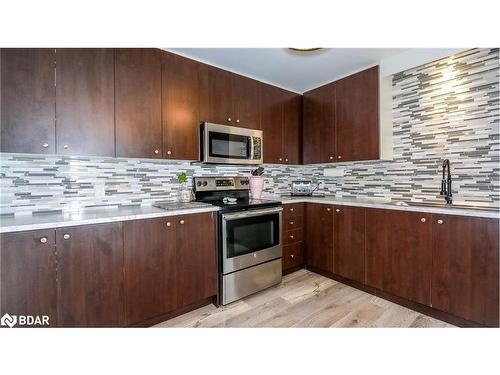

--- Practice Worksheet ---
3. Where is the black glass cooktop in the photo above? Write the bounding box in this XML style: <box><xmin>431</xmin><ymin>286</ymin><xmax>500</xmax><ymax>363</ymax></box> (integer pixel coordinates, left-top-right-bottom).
<box><xmin>197</xmin><ymin>198</ymin><xmax>282</xmax><ymax>213</ymax></box>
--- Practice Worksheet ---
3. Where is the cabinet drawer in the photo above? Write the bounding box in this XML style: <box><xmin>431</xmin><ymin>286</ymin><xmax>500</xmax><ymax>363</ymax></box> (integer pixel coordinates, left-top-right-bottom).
<box><xmin>283</xmin><ymin>242</ymin><xmax>304</xmax><ymax>270</ymax></box>
<box><xmin>284</xmin><ymin>227</ymin><xmax>304</xmax><ymax>245</ymax></box>
<box><xmin>283</xmin><ymin>203</ymin><xmax>304</xmax><ymax>221</ymax></box>
<box><xmin>284</xmin><ymin>213</ymin><xmax>304</xmax><ymax>230</ymax></box>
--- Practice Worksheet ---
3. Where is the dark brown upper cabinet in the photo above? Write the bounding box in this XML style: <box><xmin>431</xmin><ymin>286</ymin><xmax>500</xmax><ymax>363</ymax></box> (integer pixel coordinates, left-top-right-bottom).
<box><xmin>432</xmin><ymin>214</ymin><xmax>499</xmax><ymax>327</ymax></box>
<box><xmin>115</xmin><ymin>48</ymin><xmax>162</xmax><ymax>159</ymax></box>
<box><xmin>1</xmin><ymin>48</ymin><xmax>56</xmax><ymax>154</ymax></box>
<box><xmin>336</xmin><ymin>66</ymin><xmax>379</xmax><ymax>162</ymax></box>
<box><xmin>199</xmin><ymin>63</ymin><xmax>261</xmax><ymax>129</ymax></box>
<box><xmin>232</xmin><ymin>74</ymin><xmax>261</xmax><ymax>129</ymax></box>
<box><xmin>162</xmin><ymin>51</ymin><xmax>200</xmax><ymax>160</ymax></box>
<box><xmin>198</xmin><ymin>63</ymin><xmax>233</xmax><ymax>125</ymax></box>
<box><xmin>261</xmin><ymin>83</ymin><xmax>302</xmax><ymax>164</ymax></box>
<box><xmin>302</xmin><ymin>82</ymin><xmax>335</xmax><ymax>163</ymax></box>
<box><xmin>56</xmin><ymin>49</ymin><xmax>115</xmax><ymax>157</ymax></box>
<box><xmin>302</xmin><ymin>66</ymin><xmax>379</xmax><ymax>164</ymax></box>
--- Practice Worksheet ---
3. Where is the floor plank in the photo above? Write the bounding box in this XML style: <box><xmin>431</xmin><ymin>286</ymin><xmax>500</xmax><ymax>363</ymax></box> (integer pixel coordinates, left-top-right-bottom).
<box><xmin>154</xmin><ymin>269</ymin><xmax>455</xmax><ymax>328</ymax></box>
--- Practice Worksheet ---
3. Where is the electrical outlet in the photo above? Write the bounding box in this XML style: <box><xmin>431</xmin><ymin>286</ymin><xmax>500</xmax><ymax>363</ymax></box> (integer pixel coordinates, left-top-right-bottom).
<box><xmin>323</xmin><ymin>168</ymin><xmax>345</xmax><ymax>177</ymax></box>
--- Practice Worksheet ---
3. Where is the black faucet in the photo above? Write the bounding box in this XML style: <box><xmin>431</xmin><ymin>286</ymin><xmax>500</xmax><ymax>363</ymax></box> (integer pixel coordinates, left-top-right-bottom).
<box><xmin>440</xmin><ymin>159</ymin><xmax>453</xmax><ymax>204</ymax></box>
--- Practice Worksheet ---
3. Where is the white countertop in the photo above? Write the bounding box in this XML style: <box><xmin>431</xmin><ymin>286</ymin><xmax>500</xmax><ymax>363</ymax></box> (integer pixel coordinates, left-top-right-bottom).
<box><xmin>0</xmin><ymin>204</ymin><xmax>219</xmax><ymax>234</ymax></box>
<box><xmin>270</xmin><ymin>195</ymin><xmax>500</xmax><ymax>219</ymax></box>
<box><xmin>1</xmin><ymin>196</ymin><xmax>498</xmax><ymax>234</ymax></box>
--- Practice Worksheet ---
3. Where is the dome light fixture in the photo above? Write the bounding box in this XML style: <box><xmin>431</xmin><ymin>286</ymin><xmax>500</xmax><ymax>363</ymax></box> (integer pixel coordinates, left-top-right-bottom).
<box><xmin>288</xmin><ymin>48</ymin><xmax>322</xmax><ymax>52</ymax></box>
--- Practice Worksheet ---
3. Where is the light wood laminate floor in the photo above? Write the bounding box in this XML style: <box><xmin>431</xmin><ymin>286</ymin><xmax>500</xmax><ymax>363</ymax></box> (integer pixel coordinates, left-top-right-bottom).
<box><xmin>155</xmin><ymin>269</ymin><xmax>455</xmax><ymax>328</ymax></box>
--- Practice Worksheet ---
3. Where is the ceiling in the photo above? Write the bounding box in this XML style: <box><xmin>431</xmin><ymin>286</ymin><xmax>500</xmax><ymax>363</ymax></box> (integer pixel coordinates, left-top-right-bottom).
<box><xmin>167</xmin><ymin>48</ymin><xmax>409</xmax><ymax>93</ymax></box>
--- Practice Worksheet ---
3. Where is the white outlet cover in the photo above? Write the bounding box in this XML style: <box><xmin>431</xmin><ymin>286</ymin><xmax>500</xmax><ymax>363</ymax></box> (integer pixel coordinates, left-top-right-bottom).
<box><xmin>324</xmin><ymin>168</ymin><xmax>345</xmax><ymax>177</ymax></box>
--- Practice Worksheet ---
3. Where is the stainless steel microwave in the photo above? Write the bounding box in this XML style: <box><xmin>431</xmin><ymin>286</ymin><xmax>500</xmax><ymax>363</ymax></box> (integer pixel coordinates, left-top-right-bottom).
<box><xmin>201</xmin><ymin>123</ymin><xmax>263</xmax><ymax>165</ymax></box>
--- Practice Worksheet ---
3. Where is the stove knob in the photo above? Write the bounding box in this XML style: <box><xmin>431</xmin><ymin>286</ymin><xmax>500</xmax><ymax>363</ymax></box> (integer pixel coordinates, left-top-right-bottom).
<box><xmin>203</xmin><ymin>181</ymin><xmax>208</xmax><ymax>186</ymax></box>
<box><xmin>197</xmin><ymin>181</ymin><xmax>202</xmax><ymax>187</ymax></box>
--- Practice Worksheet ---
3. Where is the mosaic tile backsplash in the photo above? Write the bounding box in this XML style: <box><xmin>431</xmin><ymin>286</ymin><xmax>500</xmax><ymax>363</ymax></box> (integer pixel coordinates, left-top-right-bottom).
<box><xmin>1</xmin><ymin>48</ymin><xmax>499</xmax><ymax>216</ymax></box>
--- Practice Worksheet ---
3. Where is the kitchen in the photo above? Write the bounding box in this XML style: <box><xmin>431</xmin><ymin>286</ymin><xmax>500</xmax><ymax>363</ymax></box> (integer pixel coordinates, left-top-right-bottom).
<box><xmin>1</xmin><ymin>46</ymin><xmax>498</xmax><ymax>330</ymax></box>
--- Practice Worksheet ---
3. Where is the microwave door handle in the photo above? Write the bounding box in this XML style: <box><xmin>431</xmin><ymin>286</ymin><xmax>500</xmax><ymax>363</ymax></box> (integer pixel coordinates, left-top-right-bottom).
<box><xmin>249</xmin><ymin>136</ymin><xmax>254</xmax><ymax>160</ymax></box>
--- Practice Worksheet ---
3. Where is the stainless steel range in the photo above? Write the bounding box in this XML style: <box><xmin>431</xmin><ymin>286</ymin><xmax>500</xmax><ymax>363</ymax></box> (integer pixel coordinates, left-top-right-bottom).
<box><xmin>193</xmin><ymin>176</ymin><xmax>282</xmax><ymax>305</ymax></box>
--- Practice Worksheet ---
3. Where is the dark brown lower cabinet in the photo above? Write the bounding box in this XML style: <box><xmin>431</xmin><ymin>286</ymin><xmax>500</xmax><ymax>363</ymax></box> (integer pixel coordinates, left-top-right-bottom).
<box><xmin>56</xmin><ymin>223</ymin><xmax>124</xmax><ymax>327</ymax></box>
<box><xmin>366</xmin><ymin>209</ymin><xmax>432</xmax><ymax>306</ymax></box>
<box><xmin>123</xmin><ymin>212</ymin><xmax>217</xmax><ymax>326</ymax></box>
<box><xmin>0</xmin><ymin>230</ymin><xmax>57</xmax><ymax>327</ymax></box>
<box><xmin>333</xmin><ymin>205</ymin><xmax>366</xmax><ymax>284</ymax></box>
<box><xmin>432</xmin><ymin>214</ymin><xmax>499</xmax><ymax>327</ymax></box>
<box><xmin>305</xmin><ymin>203</ymin><xmax>334</xmax><ymax>272</ymax></box>
<box><xmin>175</xmin><ymin>212</ymin><xmax>217</xmax><ymax>308</ymax></box>
<box><xmin>123</xmin><ymin>217</ymin><xmax>176</xmax><ymax>326</ymax></box>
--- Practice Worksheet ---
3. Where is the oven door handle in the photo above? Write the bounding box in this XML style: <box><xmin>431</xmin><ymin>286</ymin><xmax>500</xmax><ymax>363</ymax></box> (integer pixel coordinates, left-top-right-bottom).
<box><xmin>222</xmin><ymin>206</ymin><xmax>283</xmax><ymax>221</ymax></box>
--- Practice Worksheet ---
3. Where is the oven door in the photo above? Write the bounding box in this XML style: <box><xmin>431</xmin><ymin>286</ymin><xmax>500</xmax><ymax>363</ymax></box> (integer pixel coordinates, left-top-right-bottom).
<box><xmin>221</xmin><ymin>207</ymin><xmax>282</xmax><ymax>274</ymax></box>
<box><xmin>203</xmin><ymin>123</ymin><xmax>263</xmax><ymax>164</ymax></box>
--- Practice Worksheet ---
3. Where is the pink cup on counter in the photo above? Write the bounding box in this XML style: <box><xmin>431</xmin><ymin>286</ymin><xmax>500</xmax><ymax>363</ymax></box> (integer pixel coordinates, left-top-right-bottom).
<box><xmin>249</xmin><ymin>176</ymin><xmax>264</xmax><ymax>199</ymax></box>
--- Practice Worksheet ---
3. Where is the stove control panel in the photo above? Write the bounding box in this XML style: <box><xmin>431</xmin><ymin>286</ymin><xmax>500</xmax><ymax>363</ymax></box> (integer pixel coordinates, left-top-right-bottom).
<box><xmin>194</xmin><ymin>176</ymin><xmax>250</xmax><ymax>192</ymax></box>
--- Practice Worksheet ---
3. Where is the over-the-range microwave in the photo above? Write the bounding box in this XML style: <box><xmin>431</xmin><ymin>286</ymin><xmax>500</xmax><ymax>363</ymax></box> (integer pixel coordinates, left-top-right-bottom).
<box><xmin>200</xmin><ymin>122</ymin><xmax>263</xmax><ymax>165</ymax></box>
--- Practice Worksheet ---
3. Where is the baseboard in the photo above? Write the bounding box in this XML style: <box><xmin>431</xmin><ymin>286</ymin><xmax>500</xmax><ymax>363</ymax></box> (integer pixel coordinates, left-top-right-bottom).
<box><xmin>306</xmin><ymin>265</ymin><xmax>487</xmax><ymax>328</ymax></box>
<box><xmin>129</xmin><ymin>297</ymin><xmax>215</xmax><ymax>327</ymax></box>
<box><xmin>283</xmin><ymin>264</ymin><xmax>305</xmax><ymax>276</ymax></box>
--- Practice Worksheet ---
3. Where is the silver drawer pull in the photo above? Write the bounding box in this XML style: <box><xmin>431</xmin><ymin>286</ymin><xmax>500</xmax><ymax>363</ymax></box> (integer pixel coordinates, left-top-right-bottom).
<box><xmin>289</xmin><ymin>221</ymin><xmax>294</xmax><ymax>225</ymax></box>
<box><xmin>289</xmin><ymin>208</ymin><xmax>294</xmax><ymax>212</ymax></box>
<box><xmin>290</xmin><ymin>235</ymin><xmax>294</xmax><ymax>239</ymax></box>
<box><xmin>42</xmin><ymin>143</ymin><xmax>49</xmax><ymax>148</ymax></box>
<box><xmin>420</xmin><ymin>218</ymin><xmax>426</xmax><ymax>223</ymax></box>
<box><xmin>40</xmin><ymin>237</ymin><xmax>48</xmax><ymax>244</ymax></box>
<box><xmin>166</xmin><ymin>221</ymin><xmax>171</xmax><ymax>227</ymax></box>
<box><xmin>154</xmin><ymin>149</ymin><xmax>159</xmax><ymax>155</ymax></box>
<box><xmin>335</xmin><ymin>208</ymin><xmax>340</xmax><ymax>212</ymax></box>
<box><xmin>326</xmin><ymin>208</ymin><xmax>331</xmax><ymax>211</ymax></box>
<box><xmin>437</xmin><ymin>219</ymin><xmax>444</xmax><ymax>224</ymax></box>
<box><xmin>63</xmin><ymin>234</ymin><xmax>70</xmax><ymax>240</ymax></box>
<box><xmin>290</xmin><ymin>254</ymin><xmax>295</xmax><ymax>259</ymax></box>
<box><xmin>179</xmin><ymin>219</ymin><xmax>185</xmax><ymax>225</ymax></box>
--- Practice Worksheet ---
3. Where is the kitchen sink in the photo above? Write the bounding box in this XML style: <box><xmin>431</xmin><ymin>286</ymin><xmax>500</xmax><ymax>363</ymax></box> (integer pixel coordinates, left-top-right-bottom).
<box><xmin>390</xmin><ymin>201</ymin><xmax>499</xmax><ymax>212</ymax></box>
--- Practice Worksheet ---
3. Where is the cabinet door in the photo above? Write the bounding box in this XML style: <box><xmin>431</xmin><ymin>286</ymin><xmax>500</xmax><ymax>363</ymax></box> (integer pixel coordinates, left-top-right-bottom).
<box><xmin>283</xmin><ymin>92</ymin><xmax>302</xmax><ymax>164</ymax></box>
<box><xmin>57</xmin><ymin>223</ymin><xmax>124</xmax><ymax>327</ymax></box>
<box><xmin>335</xmin><ymin>66</ymin><xmax>379</xmax><ymax>162</ymax></box>
<box><xmin>198</xmin><ymin>63</ymin><xmax>233</xmax><ymax>125</ymax></box>
<box><xmin>56</xmin><ymin>48</ymin><xmax>115</xmax><ymax>156</ymax></box>
<box><xmin>123</xmin><ymin>217</ymin><xmax>176</xmax><ymax>325</ymax></box>
<box><xmin>432</xmin><ymin>215</ymin><xmax>499</xmax><ymax>327</ymax></box>
<box><xmin>261</xmin><ymin>83</ymin><xmax>284</xmax><ymax>163</ymax></box>
<box><xmin>302</xmin><ymin>83</ymin><xmax>335</xmax><ymax>163</ymax></box>
<box><xmin>115</xmin><ymin>48</ymin><xmax>162</xmax><ymax>159</ymax></box>
<box><xmin>162</xmin><ymin>51</ymin><xmax>200</xmax><ymax>160</ymax></box>
<box><xmin>334</xmin><ymin>205</ymin><xmax>365</xmax><ymax>283</ymax></box>
<box><xmin>1</xmin><ymin>48</ymin><xmax>55</xmax><ymax>154</ymax></box>
<box><xmin>366</xmin><ymin>209</ymin><xmax>432</xmax><ymax>306</ymax></box>
<box><xmin>305</xmin><ymin>203</ymin><xmax>334</xmax><ymax>272</ymax></box>
<box><xmin>175</xmin><ymin>212</ymin><xmax>217</xmax><ymax>307</ymax></box>
<box><xmin>0</xmin><ymin>230</ymin><xmax>57</xmax><ymax>327</ymax></box>
<box><xmin>232</xmin><ymin>74</ymin><xmax>261</xmax><ymax>129</ymax></box>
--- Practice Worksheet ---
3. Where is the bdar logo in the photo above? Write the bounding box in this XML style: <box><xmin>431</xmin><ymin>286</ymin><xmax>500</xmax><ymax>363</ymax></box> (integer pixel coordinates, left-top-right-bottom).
<box><xmin>1</xmin><ymin>313</ymin><xmax>17</xmax><ymax>328</ymax></box>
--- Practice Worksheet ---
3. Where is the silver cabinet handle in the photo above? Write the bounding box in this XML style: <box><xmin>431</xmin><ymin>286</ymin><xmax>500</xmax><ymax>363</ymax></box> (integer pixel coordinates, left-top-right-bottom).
<box><xmin>421</xmin><ymin>218</ymin><xmax>426</xmax><ymax>223</ymax></box>
<box><xmin>329</xmin><ymin>156</ymin><xmax>333</xmax><ymax>160</ymax></box>
<box><xmin>179</xmin><ymin>219</ymin><xmax>185</xmax><ymax>225</ymax></box>
<box><xmin>290</xmin><ymin>254</ymin><xmax>295</xmax><ymax>259</ymax></box>
<box><xmin>326</xmin><ymin>208</ymin><xmax>331</xmax><ymax>211</ymax></box>
<box><xmin>236</xmin><ymin>119</ymin><xmax>240</xmax><ymax>123</ymax></box>
<box><xmin>338</xmin><ymin>155</ymin><xmax>342</xmax><ymax>159</ymax></box>
<box><xmin>40</xmin><ymin>237</ymin><xmax>48</xmax><ymax>244</ymax></box>
<box><xmin>279</xmin><ymin>158</ymin><xmax>282</xmax><ymax>161</ymax></box>
<box><xmin>167</xmin><ymin>150</ymin><xmax>172</xmax><ymax>155</ymax></box>
<box><xmin>437</xmin><ymin>219</ymin><xmax>444</xmax><ymax>224</ymax></box>
<box><xmin>154</xmin><ymin>149</ymin><xmax>159</xmax><ymax>155</ymax></box>
<box><xmin>335</xmin><ymin>208</ymin><xmax>340</xmax><ymax>212</ymax></box>
<box><xmin>290</xmin><ymin>235</ymin><xmax>294</xmax><ymax>239</ymax></box>
<box><xmin>227</xmin><ymin>117</ymin><xmax>232</xmax><ymax>122</ymax></box>
<box><xmin>290</xmin><ymin>208</ymin><xmax>294</xmax><ymax>212</ymax></box>
<box><xmin>166</xmin><ymin>221</ymin><xmax>171</xmax><ymax>227</ymax></box>
<box><xmin>63</xmin><ymin>234</ymin><xmax>70</xmax><ymax>240</ymax></box>
<box><xmin>42</xmin><ymin>143</ymin><xmax>49</xmax><ymax>148</ymax></box>
<box><xmin>63</xmin><ymin>145</ymin><xmax>68</xmax><ymax>149</ymax></box>
<box><xmin>289</xmin><ymin>221</ymin><xmax>294</xmax><ymax>225</ymax></box>
<box><xmin>285</xmin><ymin>158</ymin><xmax>289</xmax><ymax>162</ymax></box>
